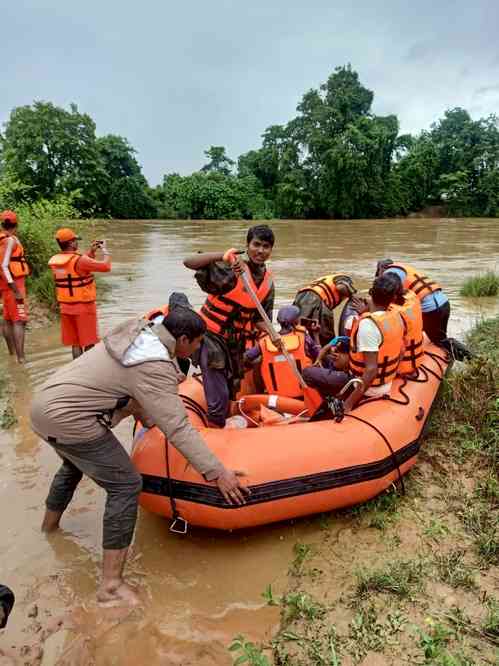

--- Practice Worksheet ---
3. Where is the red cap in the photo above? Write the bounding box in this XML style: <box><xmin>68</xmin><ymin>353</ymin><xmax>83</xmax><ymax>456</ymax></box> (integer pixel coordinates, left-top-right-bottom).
<box><xmin>55</xmin><ymin>228</ymin><xmax>81</xmax><ymax>243</ymax></box>
<box><xmin>0</xmin><ymin>210</ymin><xmax>18</xmax><ymax>224</ymax></box>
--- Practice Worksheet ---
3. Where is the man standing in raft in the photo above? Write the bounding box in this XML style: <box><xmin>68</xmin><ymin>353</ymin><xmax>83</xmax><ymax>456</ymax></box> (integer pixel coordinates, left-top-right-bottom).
<box><xmin>30</xmin><ymin>307</ymin><xmax>248</xmax><ymax>606</ymax></box>
<box><xmin>0</xmin><ymin>210</ymin><xmax>30</xmax><ymax>363</ymax></box>
<box><xmin>183</xmin><ymin>224</ymin><xmax>275</xmax><ymax>428</ymax></box>
<box><xmin>376</xmin><ymin>259</ymin><xmax>450</xmax><ymax>346</ymax></box>
<box><xmin>293</xmin><ymin>273</ymin><xmax>357</xmax><ymax>345</ymax></box>
<box><xmin>303</xmin><ymin>275</ymin><xmax>404</xmax><ymax>412</ymax></box>
<box><xmin>48</xmin><ymin>228</ymin><xmax>111</xmax><ymax>359</ymax></box>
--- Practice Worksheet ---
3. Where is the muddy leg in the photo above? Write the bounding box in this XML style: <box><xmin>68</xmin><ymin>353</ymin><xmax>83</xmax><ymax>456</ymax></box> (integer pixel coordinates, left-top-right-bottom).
<box><xmin>12</xmin><ymin>321</ymin><xmax>26</xmax><ymax>363</ymax></box>
<box><xmin>97</xmin><ymin>548</ymin><xmax>140</xmax><ymax>606</ymax></box>
<box><xmin>43</xmin><ymin>457</ymin><xmax>84</xmax><ymax>531</ymax></box>
<box><xmin>2</xmin><ymin>320</ymin><xmax>15</xmax><ymax>355</ymax></box>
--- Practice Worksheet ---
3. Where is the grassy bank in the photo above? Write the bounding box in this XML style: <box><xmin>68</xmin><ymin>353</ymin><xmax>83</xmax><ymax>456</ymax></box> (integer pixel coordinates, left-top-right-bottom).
<box><xmin>0</xmin><ymin>195</ymin><xmax>103</xmax><ymax>312</ymax></box>
<box><xmin>460</xmin><ymin>272</ymin><xmax>499</xmax><ymax>298</ymax></box>
<box><xmin>230</xmin><ymin>318</ymin><xmax>499</xmax><ymax>665</ymax></box>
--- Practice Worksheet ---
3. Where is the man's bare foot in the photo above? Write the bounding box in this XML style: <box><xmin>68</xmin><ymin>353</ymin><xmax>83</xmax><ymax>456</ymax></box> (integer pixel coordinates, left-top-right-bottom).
<box><xmin>41</xmin><ymin>509</ymin><xmax>63</xmax><ymax>532</ymax></box>
<box><xmin>96</xmin><ymin>582</ymin><xmax>141</xmax><ymax>607</ymax></box>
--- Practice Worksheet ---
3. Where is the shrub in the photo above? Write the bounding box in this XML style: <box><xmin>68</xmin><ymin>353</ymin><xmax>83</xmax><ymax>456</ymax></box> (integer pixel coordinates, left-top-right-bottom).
<box><xmin>460</xmin><ymin>271</ymin><xmax>499</xmax><ymax>297</ymax></box>
<box><xmin>9</xmin><ymin>195</ymin><xmax>81</xmax><ymax>308</ymax></box>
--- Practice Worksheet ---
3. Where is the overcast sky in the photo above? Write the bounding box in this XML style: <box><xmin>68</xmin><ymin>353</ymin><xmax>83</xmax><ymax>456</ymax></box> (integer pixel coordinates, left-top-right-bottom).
<box><xmin>2</xmin><ymin>1</ymin><xmax>498</xmax><ymax>184</ymax></box>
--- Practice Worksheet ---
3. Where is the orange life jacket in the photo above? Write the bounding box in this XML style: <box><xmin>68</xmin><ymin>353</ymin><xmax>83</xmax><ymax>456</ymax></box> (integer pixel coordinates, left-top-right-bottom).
<box><xmin>296</xmin><ymin>274</ymin><xmax>351</xmax><ymax>310</ymax></box>
<box><xmin>146</xmin><ymin>305</ymin><xmax>169</xmax><ymax>320</ymax></box>
<box><xmin>1</xmin><ymin>236</ymin><xmax>30</xmax><ymax>278</ymax></box>
<box><xmin>200</xmin><ymin>265</ymin><xmax>273</xmax><ymax>343</ymax></box>
<box><xmin>386</xmin><ymin>263</ymin><xmax>441</xmax><ymax>302</ymax></box>
<box><xmin>349</xmin><ymin>309</ymin><xmax>403</xmax><ymax>386</ymax></box>
<box><xmin>390</xmin><ymin>291</ymin><xmax>424</xmax><ymax>375</ymax></box>
<box><xmin>258</xmin><ymin>326</ymin><xmax>312</xmax><ymax>398</ymax></box>
<box><xmin>48</xmin><ymin>253</ymin><xmax>96</xmax><ymax>304</ymax></box>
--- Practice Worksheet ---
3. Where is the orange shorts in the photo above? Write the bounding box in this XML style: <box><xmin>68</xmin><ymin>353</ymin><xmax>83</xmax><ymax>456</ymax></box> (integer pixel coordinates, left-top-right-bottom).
<box><xmin>2</xmin><ymin>280</ymin><xmax>29</xmax><ymax>322</ymax></box>
<box><xmin>60</xmin><ymin>311</ymin><xmax>99</xmax><ymax>348</ymax></box>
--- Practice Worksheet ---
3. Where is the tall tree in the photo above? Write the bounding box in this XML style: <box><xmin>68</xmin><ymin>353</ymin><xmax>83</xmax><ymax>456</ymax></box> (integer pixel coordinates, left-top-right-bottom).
<box><xmin>0</xmin><ymin>101</ymin><xmax>106</xmax><ymax>212</ymax></box>
<box><xmin>201</xmin><ymin>146</ymin><xmax>235</xmax><ymax>176</ymax></box>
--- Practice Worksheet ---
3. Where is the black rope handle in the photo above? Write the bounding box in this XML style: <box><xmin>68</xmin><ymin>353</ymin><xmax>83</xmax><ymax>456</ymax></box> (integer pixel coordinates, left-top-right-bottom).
<box><xmin>345</xmin><ymin>413</ymin><xmax>406</xmax><ymax>495</ymax></box>
<box><xmin>164</xmin><ymin>436</ymin><xmax>188</xmax><ymax>534</ymax></box>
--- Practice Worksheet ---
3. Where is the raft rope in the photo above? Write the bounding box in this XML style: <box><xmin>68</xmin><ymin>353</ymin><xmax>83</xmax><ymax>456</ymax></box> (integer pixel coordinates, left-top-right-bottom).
<box><xmin>237</xmin><ymin>400</ymin><xmax>262</xmax><ymax>427</ymax></box>
<box><xmin>180</xmin><ymin>394</ymin><xmax>209</xmax><ymax>427</ymax></box>
<box><xmin>344</xmin><ymin>413</ymin><xmax>406</xmax><ymax>495</ymax></box>
<box><xmin>163</xmin><ymin>435</ymin><xmax>188</xmax><ymax>534</ymax></box>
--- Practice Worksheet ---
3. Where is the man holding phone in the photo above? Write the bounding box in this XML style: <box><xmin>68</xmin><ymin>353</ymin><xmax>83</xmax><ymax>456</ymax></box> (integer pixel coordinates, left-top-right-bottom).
<box><xmin>48</xmin><ymin>228</ymin><xmax>111</xmax><ymax>358</ymax></box>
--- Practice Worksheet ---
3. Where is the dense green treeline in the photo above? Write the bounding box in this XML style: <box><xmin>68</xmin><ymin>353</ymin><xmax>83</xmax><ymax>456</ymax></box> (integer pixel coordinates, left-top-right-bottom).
<box><xmin>2</xmin><ymin>65</ymin><xmax>499</xmax><ymax>219</ymax></box>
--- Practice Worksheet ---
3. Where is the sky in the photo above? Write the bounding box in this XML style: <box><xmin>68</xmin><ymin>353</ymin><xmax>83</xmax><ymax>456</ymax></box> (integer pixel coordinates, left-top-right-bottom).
<box><xmin>2</xmin><ymin>0</ymin><xmax>499</xmax><ymax>185</ymax></box>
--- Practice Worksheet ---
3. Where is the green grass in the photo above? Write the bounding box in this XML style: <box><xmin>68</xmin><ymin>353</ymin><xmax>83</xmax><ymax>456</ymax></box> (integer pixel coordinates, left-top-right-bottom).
<box><xmin>281</xmin><ymin>592</ymin><xmax>326</xmax><ymax>623</ymax></box>
<box><xmin>483</xmin><ymin>597</ymin><xmax>499</xmax><ymax>640</ymax></box>
<box><xmin>456</xmin><ymin>502</ymin><xmax>499</xmax><ymax>565</ymax></box>
<box><xmin>433</xmin><ymin>550</ymin><xmax>477</xmax><ymax>590</ymax></box>
<box><xmin>460</xmin><ymin>271</ymin><xmax>499</xmax><ymax>297</ymax></box>
<box><xmin>229</xmin><ymin>635</ymin><xmax>271</xmax><ymax>666</ymax></box>
<box><xmin>355</xmin><ymin>559</ymin><xmax>425</xmax><ymax>599</ymax></box>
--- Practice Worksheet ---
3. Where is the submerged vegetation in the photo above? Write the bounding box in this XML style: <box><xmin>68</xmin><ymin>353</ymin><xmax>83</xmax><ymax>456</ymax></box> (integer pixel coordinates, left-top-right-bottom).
<box><xmin>460</xmin><ymin>271</ymin><xmax>499</xmax><ymax>297</ymax></box>
<box><xmin>2</xmin><ymin>66</ymin><xmax>499</xmax><ymax>219</ymax></box>
<box><xmin>230</xmin><ymin>317</ymin><xmax>499</xmax><ymax>665</ymax></box>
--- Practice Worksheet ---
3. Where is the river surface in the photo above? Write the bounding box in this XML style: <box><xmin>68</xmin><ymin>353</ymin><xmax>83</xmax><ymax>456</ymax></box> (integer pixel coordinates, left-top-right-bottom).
<box><xmin>1</xmin><ymin>218</ymin><xmax>498</xmax><ymax>664</ymax></box>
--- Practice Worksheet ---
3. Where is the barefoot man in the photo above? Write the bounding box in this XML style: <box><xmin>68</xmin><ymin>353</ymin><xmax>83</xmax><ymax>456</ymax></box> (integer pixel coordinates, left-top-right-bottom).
<box><xmin>30</xmin><ymin>307</ymin><xmax>248</xmax><ymax>606</ymax></box>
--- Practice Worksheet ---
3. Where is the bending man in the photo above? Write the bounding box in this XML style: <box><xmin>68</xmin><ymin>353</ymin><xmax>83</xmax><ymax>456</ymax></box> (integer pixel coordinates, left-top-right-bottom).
<box><xmin>30</xmin><ymin>307</ymin><xmax>248</xmax><ymax>606</ymax></box>
<box><xmin>376</xmin><ymin>259</ymin><xmax>450</xmax><ymax>345</ymax></box>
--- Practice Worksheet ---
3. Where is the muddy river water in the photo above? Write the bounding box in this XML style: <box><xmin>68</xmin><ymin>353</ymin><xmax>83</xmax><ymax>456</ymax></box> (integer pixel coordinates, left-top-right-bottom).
<box><xmin>1</xmin><ymin>218</ymin><xmax>499</xmax><ymax>664</ymax></box>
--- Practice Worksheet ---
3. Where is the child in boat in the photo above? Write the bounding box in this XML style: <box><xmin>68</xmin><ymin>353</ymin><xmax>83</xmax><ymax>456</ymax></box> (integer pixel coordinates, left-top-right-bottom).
<box><xmin>244</xmin><ymin>305</ymin><xmax>320</xmax><ymax>397</ymax></box>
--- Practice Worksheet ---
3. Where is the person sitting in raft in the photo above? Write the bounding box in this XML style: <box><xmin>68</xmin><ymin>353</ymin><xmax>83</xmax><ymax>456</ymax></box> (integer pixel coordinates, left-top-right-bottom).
<box><xmin>375</xmin><ymin>259</ymin><xmax>450</xmax><ymax>346</ymax></box>
<box><xmin>244</xmin><ymin>305</ymin><xmax>320</xmax><ymax>398</ymax></box>
<box><xmin>183</xmin><ymin>224</ymin><xmax>275</xmax><ymax>428</ymax></box>
<box><xmin>303</xmin><ymin>275</ymin><xmax>404</xmax><ymax>413</ymax></box>
<box><xmin>293</xmin><ymin>273</ymin><xmax>356</xmax><ymax>345</ymax></box>
<box><xmin>385</xmin><ymin>273</ymin><xmax>425</xmax><ymax>378</ymax></box>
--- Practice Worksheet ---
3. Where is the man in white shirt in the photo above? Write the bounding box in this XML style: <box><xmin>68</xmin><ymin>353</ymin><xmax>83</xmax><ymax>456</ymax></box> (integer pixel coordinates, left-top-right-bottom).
<box><xmin>303</xmin><ymin>275</ymin><xmax>404</xmax><ymax>413</ymax></box>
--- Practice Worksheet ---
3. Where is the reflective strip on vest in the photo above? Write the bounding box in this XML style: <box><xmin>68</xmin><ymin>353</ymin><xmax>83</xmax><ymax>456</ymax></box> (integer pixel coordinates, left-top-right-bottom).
<box><xmin>349</xmin><ymin>310</ymin><xmax>403</xmax><ymax>386</ymax></box>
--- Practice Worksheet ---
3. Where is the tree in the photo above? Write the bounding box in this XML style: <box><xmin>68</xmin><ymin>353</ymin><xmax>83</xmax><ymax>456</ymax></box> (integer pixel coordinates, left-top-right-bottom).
<box><xmin>201</xmin><ymin>146</ymin><xmax>235</xmax><ymax>176</ymax></box>
<box><xmin>96</xmin><ymin>134</ymin><xmax>150</xmax><ymax>214</ymax></box>
<box><xmin>0</xmin><ymin>101</ymin><xmax>106</xmax><ymax>212</ymax></box>
<box><xmin>108</xmin><ymin>176</ymin><xmax>157</xmax><ymax>219</ymax></box>
<box><xmin>97</xmin><ymin>135</ymin><xmax>145</xmax><ymax>183</ymax></box>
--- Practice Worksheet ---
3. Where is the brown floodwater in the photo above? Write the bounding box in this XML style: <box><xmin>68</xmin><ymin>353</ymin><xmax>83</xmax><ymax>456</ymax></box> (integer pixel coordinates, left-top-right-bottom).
<box><xmin>1</xmin><ymin>217</ymin><xmax>499</xmax><ymax>664</ymax></box>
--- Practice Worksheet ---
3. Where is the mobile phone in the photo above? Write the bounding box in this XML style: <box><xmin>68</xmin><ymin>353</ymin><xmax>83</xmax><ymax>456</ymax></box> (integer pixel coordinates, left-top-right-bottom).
<box><xmin>300</xmin><ymin>317</ymin><xmax>319</xmax><ymax>325</ymax></box>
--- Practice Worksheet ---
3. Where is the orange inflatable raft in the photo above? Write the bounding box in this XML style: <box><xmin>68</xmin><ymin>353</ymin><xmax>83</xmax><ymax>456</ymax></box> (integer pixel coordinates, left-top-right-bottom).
<box><xmin>131</xmin><ymin>340</ymin><xmax>449</xmax><ymax>531</ymax></box>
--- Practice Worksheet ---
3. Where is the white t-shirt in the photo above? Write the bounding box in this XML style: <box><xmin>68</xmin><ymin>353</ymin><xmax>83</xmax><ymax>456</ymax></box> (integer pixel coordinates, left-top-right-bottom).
<box><xmin>356</xmin><ymin>312</ymin><xmax>392</xmax><ymax>397</ymax></box>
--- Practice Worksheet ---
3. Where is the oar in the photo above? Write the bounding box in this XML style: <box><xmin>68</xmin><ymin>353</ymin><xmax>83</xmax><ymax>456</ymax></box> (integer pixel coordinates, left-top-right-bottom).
<box><xmin>231</xmin><ymin>257</ymin><xmax>323</xmax><ymax>415</ymax></box>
